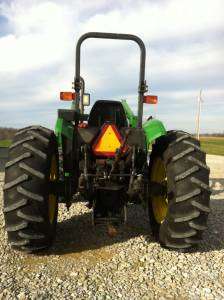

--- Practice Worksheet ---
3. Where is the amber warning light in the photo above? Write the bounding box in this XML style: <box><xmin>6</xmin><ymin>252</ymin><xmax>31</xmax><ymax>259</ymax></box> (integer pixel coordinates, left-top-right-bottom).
<box><xmin>60</xmin><ymin>92</ymin><xmax>76</xmax><ymax>101</ymax></box>
<box><xmin>143</xmin><ymin>95</ymin><xmax>158</xmax><ymax>104</ymax></box>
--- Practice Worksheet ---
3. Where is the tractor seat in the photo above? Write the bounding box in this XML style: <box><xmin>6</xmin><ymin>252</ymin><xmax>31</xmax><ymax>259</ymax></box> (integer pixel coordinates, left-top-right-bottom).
<box><xmin>88</xmin><ymin>100</ymin><xmax>128</xmax><ymax>128</ymax></box>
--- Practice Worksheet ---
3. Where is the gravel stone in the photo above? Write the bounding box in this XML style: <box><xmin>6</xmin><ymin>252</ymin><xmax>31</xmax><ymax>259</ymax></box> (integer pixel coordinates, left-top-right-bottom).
<box><xmin>0</xmin><ymin>155</ymin><xmax>224</xmax><ymax>299</ymax></box>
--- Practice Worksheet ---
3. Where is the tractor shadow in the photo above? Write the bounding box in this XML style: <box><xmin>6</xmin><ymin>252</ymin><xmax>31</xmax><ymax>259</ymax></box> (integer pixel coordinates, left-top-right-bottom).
<box><xmin>48</xmin><ymin>204</ymin><xmax>151</xmax><ymax>255</ymax></box>
<box><xmin>46</xmin><ymin>178</ymin><xmax>224</xmax><ymax>255</ymax></box>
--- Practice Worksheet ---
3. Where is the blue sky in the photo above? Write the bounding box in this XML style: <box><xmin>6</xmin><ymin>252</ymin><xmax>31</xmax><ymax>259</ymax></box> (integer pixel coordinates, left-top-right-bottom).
<box><xmin>0</xmin><ymin>0</ymin><xmax>223</xmax><ymax>133</ymax></box>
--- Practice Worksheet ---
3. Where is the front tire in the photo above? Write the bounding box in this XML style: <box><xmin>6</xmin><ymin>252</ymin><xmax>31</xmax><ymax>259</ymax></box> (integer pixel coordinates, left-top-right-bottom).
<box><xmin>3</xmin><ymin>126</ymin><xmax>59</xmax><ymax>252</ymax></box>
<box><xmin>148</xmin><ymin>131</ymin><xmax>211</xmax><ymax>249</ymax></box>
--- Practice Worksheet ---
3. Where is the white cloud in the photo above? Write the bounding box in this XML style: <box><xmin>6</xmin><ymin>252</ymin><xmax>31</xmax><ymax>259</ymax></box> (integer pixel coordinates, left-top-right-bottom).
<box><xmin>0</xmin><ymin>1</ymin><xmax>75</xmax><ymax>73</ymax></box>
<box><xmin>0</xmin><ymin>0</ymin><xmax>223</xmax><ymax>131</ymax></box>
<box><xmin>82</xmin><ymin>0</ymin><xmax>224</xmax><ymax>40</ymax></box>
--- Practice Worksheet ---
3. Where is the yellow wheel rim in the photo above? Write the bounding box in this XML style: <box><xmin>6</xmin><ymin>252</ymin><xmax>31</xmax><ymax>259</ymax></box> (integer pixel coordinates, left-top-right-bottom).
<box><xmin>49</xmin><ymin>155</ymin><xmax>58</xmax><ymax>224</ymax></box>
<box><xmin>150</xmin><ymin>157</ymin><xmax>168</xmax><ymax>224</ymax></box>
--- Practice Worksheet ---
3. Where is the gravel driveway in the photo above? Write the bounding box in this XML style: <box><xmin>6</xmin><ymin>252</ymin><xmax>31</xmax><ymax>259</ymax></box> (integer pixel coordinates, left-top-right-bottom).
<box><xmin>0</xmin><ymin>154</ymin><xmax>224</xmax><ymax>299</ymax></box>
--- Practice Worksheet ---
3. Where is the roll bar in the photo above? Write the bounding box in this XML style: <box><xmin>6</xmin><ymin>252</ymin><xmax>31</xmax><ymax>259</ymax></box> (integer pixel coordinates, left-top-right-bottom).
<box><xmin>74</xmin><ymin>32</ymin><xmax>148</xmax><ymax>127</ymax></box>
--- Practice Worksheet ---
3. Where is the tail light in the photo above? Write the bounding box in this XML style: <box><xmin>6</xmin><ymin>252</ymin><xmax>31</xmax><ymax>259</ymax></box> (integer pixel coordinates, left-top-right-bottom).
<box><xmin>143</xmin><ymin>95</ymin><xmax>158</xmax><ymax>104</ymax></box>
<box><xmin>60</xmin><ymin>92</ymin><xmax>76</xmax><ymax>101</ymax></box>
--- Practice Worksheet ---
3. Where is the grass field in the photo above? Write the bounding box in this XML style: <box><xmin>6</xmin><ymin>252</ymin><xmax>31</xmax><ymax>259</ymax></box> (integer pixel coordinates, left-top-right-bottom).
<box><xmin>0</xmin><ymin>137</ymin><xmax>223</xmax><ymax>155</ymax></box>
<box><xmin>200</xmin><ymin>136</ymin><xmax>224</xmax><ymax>156</ymax></box>
<box><xmin>0</xmin><ymin>139</ymin><xmax>12</xmax><ymax>147</ymax></box>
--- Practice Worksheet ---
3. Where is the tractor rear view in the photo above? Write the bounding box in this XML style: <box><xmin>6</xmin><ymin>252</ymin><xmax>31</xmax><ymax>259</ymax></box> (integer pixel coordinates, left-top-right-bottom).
<box><xmin>3</xmin><ymin>32</ymin><xmax>211</xmax><ymax>252</ymax></box>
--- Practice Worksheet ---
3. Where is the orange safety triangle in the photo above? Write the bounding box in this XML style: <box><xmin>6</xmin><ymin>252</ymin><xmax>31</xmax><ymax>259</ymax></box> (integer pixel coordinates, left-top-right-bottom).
<box><xmin>92</xmin><ymin>124</ymin><xmax>122</xmax><ymax>157</ymax></box>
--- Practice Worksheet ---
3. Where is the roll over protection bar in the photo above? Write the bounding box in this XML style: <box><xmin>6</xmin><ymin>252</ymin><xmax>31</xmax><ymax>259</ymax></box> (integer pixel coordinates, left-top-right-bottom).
<box><xmin>74</xmin><ymin>32</ymin><xmax>148</xmax><ymax>127</ymax></box>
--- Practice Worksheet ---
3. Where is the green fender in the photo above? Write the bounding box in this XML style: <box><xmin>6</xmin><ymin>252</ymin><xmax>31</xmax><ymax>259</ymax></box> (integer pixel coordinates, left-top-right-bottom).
<box><xmin>121</xmin><ymin>99</ymin><xmax>138</xmax><ymax>128</ymax></box>
<box><xmin>55</xmin><ymin>117</ymin><xmax>74</xmax><ymax>147</ymax></box>
<box><xmin>55</xmin><ymin>100</ymin><xmax>78</xmax><ymax>146</ymax></box>
<box><xmin>143</xmin><ymin>118</ymin><xmax>166</xmax><ymax>148</ymax></box>
<box><xmin>121</xmin><ymin>99</ymin><xmax>166</xmax><ymax>148</ymax></box>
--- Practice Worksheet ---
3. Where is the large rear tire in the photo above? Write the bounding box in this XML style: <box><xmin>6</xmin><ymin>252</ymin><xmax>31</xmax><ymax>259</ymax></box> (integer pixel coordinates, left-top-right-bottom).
<box><xmin>3</xmin><ymin>126</ymin><xmax>59</xmax><ymax>252</ymax></box>
<box><xmin>148</xmin><ymin>131</ymin><xmax>211</xmax><ymax>249</ymax></box>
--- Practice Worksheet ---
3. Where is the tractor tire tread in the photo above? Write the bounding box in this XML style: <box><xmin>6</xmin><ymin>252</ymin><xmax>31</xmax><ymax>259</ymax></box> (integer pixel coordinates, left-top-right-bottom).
<box><xmin>27</xmin><ymin>130</ymin><xmax>49</xmax><ymax>145</ymax></box>
<box><xmin>189</xmin><ymin>220</ymin><xmax>207</xmax><ymax>231</ymax></box>
<box><xmin>190</xmin><ymin>177</ymin><xmax>211</xmax><ymax>192</ymax></box>
<box><xmin>5</xmin><ymin>152</ymin><xmax>32</xmax><ymax>168</ymax></box>
<box><xmin>17</xmin><ymin>186</ymin><xmax>44</xmax><ymax>202</ymax></box>
<box><xmin>16</xmin><ymin>126</ymin><xmax>52</xmax><ymax>137</ymax></box>
<box><xmin>22</xmin><ymin>143</ymin><xmax>47</xmax><ymax>159</ymax></box>
<box><xmin>185</xmin><ymin>237</ymin><xmax>202</xmax><ymax>244</ymax></box>
<box><xmin>149</xmin><ymin>130</ymin><xmax>210</xmax><ymax>250</ymax></box>
<box><xmin>191</xmin><ymin>200</ymin><xmax>211</xmax><ymax>212</ymax></box>
<box><xmin>169</xmin><ymin>133</ymin><xmax>190</xmax><ymax>146</ymax></box>
<box><xmin>171</xmin><ymin>147</ymin><xmax>195</xmax><ymax>162</ymax></box>
<box><xmin>10</xmin><ymin>136</ymin><xmax>34</xmax><ymax>149</ymax></box>
<box><xmin>176</xmin><ymin>189</ymin><xmax>201</xmax><ymax>203</ymax></box>
<box><xmin>169</xmin><ymin>228</ymin><xmax>197</xmax><ymax>239</ymax></box>
<box><xmin>3</xmin><ymin>198</ymin><xmax>28</xmax><ymax>213</ymax></box>
<box><xmin>11</xmin><ymin>239</ymin><xmax>30</xmax><ymax>247</ymax></box>
<box><xmin>188</xmin><ymin>156</ymin><xmax>210</xmax><ymax>170</ymax></box>
<box><xmin>3</xmin><ymin>126</ymin><xmax>58</xmax><ymax>252</ymax></box>
<box><xmin>19</xmin><ymin>162</ymin><xmax>45</xmax><ymax>179</ymax></box>
<box><xmin>17</xmin><ymin>210</ymin><xmax>44</xmax><ymax>223</ymax></box>
<box><xmin>183</xmin><ymin>140</ymin><xmax>204</xmax><ymax>152</ymax></box>
<box><xmin>3</xmin><ymin>174</ymin><xmax>29</xmax><ymax>190</ymax></box>
<box><xmin>173</xmin><ymin>211</ymin><xmax>200</xmax><ymax>223</ymax></box>
<box><xmin>175</xmin><ymin>166</ymin><xmax>199</xmax><ymax>182</ymax></box>
<box><xmin>164</xmin><ymin>240</ymin><xmax>192</xmax><ymax>249</ymax></box>
<box><xmin>18</xmin><ymin>231</ymin><xmax>45</xmax><ymax>240</ymax></box>
<box><xmin>6</xmin><ymin>221</ymin><xmax>28</xmax><ymax>232</ymax></box>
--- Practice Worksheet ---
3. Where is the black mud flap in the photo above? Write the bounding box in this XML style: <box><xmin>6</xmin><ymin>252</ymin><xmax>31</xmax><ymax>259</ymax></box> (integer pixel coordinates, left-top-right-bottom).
<box><xmin>93</xmin><ymin>186</ymin><xmax>127</xmax><ymax>226</ymax></box>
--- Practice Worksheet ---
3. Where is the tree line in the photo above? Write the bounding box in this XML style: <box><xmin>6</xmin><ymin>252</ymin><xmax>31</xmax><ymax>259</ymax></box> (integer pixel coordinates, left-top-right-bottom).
<box><xmin>0</xmin><ymin>126</ymin><xmax>223</xmax><ymax>140</ymax></box>
<box><xmin>0</xmin><ymin>127</ymin><xmax>18</xmax><ymax>140</ymax></box>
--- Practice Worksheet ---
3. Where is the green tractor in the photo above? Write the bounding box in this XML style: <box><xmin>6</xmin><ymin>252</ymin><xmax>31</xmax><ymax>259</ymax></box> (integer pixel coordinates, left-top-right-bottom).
<box><xmin>3</xmin><ymin>32</ymin><xmax>210</xmax><ymax>252</ymax></box>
